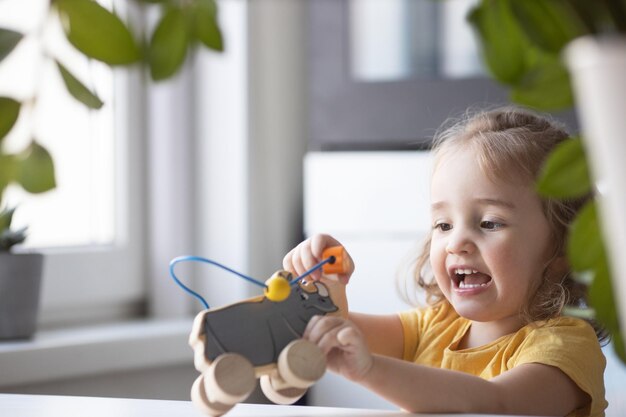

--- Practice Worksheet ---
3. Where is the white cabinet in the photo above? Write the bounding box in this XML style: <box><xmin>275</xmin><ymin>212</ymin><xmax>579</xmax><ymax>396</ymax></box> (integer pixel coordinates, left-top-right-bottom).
<box><xmin>304</xmin><ymin>151</ymin><xmax>432</xmax><ymax>409</ymax></box>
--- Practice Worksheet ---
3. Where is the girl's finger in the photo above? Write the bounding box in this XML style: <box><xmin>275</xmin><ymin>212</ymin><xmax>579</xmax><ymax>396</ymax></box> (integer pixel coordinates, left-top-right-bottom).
<box><xmin>304</xmin><ymin>315</ymin><xmax>343</xmax><ymax>344</ymax></box>
<box><xmin>336</xmin><ymin>325</ymin><xmax>360</xmax><ymax>347</ymax></box>
<box><xmin>303</xmin><ymin>314</ymin><xmax>322</xmax><ymax>340</ymax></box>
<box><xmin>282</xmin><ymin>248</ymin><xmax>295</xmax><ymax>272</ymax></box>
<box><xmin>291</xmin><ymin>246</ymin><xmax>306</xmax><ymax>277</ymax></box>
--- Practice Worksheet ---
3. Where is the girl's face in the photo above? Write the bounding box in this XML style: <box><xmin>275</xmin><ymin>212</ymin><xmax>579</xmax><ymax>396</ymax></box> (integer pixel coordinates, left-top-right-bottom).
<box><xmin>429</xmin><ymin>146</ymin><xmax>553</xmax><ymax>329</ymax></box>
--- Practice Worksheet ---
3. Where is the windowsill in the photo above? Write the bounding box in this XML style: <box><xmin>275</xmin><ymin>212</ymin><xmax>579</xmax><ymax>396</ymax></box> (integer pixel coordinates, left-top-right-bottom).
<box><xmin>0</xmin><ymin>318</ymin><xmax>194</xmax><ymax>388</ymax></box>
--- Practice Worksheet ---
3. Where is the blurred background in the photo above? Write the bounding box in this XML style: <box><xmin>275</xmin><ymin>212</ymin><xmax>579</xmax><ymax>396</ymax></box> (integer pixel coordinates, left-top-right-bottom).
<box><xmin>0</xmin><ymin>0</ymin><xmax>623</xmax><ymax>415</ymax></box>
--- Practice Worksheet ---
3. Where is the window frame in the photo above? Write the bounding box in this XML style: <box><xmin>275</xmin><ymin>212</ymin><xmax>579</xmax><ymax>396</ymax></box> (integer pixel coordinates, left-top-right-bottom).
<box><xmin>10</xmin><ymin>3</ymin><xmax>147</xmax><ymax>327</ymax></box>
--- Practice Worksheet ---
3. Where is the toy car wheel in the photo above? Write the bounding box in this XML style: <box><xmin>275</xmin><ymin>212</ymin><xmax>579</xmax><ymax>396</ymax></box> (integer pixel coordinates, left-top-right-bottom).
<box><xmin>259</xmin><ymin>374</ymin><xmax>306</xmax><ymax>405</ymax></box>
<box><xmin>205</xmin><ymin>353</ymin><xmax>256</xmax><ymax>405</ymax></box>
<box><xmin>277</xmin><ymin>339</ymin><xmax>326</xmax><ymax>389</ymax></box>
<box><xmin>191</xmin><ymin>374</ymin><xmax>235</xmax><ymax>417</ymax></box>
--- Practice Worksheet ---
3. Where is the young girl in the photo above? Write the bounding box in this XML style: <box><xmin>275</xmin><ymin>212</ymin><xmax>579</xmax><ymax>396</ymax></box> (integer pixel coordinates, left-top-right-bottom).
<box><xmin>283</xmin><ymin>107</ymin><xmax>607</xmax><ymax>417</ymax></box>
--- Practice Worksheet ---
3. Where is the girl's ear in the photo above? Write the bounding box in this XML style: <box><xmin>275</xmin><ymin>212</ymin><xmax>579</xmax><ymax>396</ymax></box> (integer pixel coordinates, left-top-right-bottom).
<box><xmin>546</xmin><ymin>255</ymin><xmax>570</xmax><ymax>282</ymax></box>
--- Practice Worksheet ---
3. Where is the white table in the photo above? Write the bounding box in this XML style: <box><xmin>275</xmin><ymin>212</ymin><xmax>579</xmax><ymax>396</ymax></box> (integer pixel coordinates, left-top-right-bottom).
<box><xmin>0</xmin><ymin>394</ymin><xmax>521</xmax><ymax>417</ymax></box>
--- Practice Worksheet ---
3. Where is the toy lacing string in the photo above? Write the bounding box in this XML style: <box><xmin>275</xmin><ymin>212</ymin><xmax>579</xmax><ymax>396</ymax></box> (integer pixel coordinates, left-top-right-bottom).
<box><xmin>169</xmin><ymin>255</ymin><xmax>336</xmax><ymax>310</ymax></box>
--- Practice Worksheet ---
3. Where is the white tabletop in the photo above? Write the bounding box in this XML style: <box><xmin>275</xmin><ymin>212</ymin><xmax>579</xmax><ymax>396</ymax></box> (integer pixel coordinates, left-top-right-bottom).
<box><xmin>0</xmin><ymin>394</ymin><xmax>521</xmax><ymax>417</ymax></box>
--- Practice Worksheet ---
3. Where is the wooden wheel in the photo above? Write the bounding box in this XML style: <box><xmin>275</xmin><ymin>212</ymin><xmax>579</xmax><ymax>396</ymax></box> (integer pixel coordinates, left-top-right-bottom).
<box><xmin>191</xmin><ymin>374</ymin><xmax>235</xmax><ymax>417</ymax></box>
<box><xmin>277</xmin><ymin>339</ymin><xmax>326</xmax><ymax>389</ymax></box>
<box><xmin>259</xmin><ymin>374</ymin><xmax>306</xmax><ymax>405</ymax></box>
<box><xmin>205</xmin><ymin>353</ymin><xmax>256</xmax><ymax>405</ymax></box>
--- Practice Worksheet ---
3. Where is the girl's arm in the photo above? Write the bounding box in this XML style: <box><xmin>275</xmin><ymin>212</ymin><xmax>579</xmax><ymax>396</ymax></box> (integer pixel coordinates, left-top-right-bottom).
<box><xmin>305</xmin><ymin>316</ymin><xmax>588</xmax><ymax>416</ymax></box>
<box><xmin>348</xmin><ymin>312</ymin><xmax>404</xmax><ymax>359</ymax></box>
<box><xmin>363</xmin><ymin>353</ymin><xmax>588</xmax><ymax>415</ymax></box>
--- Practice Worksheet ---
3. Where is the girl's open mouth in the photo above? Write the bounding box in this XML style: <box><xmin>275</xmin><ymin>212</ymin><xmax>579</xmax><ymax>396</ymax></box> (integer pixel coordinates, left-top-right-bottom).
<box><xmin>451</xmin><ymin>268</ymin><xmax>493</xmax><ymax>289</ymax></box>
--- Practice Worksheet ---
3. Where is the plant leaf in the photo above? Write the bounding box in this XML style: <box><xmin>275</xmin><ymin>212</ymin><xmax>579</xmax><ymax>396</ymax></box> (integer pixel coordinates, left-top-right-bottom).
<box><xmin>192</xmin><ymin>0</ymin><xmax>223</xmax><ymax>51</ymax></box>
<box><xmin>0</xmin><ymin>226</ymin><xmax>27</xmax><ymax>251</ymax></box>
<box><xmin>536</xmin><ymin>136</ymin><xmax>591</xmax><ymax>198</ymax></box>
<box><xmin>149</xmin><ymin>7</ymin><xmax>189</xmax><ymax>81</ymax></box>
<box><xmin>0</xmin><ymin>96</ymin><xmax>21</xmax><ymax>141</ymax></box>
<box><xmin>0</xmin><ymin>153</ymin><xmax>17</xmax><ymax>201</ymax></box>
<box><xmin>56</xmin><ymin>0</ymin><xmax>141</xmax><ymax>65</ymax></box>
<box><xmin>56</xmin><ymin>60</ymin><xmax>104</xmax><ymax>109</ymax></box>
<box><xmin>0</xmin><ymin>27</ymin><xmax>23</xmax><ymax>63</ymax></box>
<box><xmin>613</xmin><ymin>328</ymin><xmax>626</xmax><ymax>364</ymax></box>
<box><xmin>567</xmin><ymin>201</ymin><xmax>603</xmax><ymax>272</ymax></box>
<box><xmin>0</xmin><ymin>207</ymin><xmax>16</xmax><ymax>231</ymax></box>
<box><xmin>509</xmin><ymin>0</ymin><xmax>587</xmax><ymax>53</ymax></box>
<box><xmin>588</xmin><ymin>255</ymin><xmax>623</xmax><ymax>356</ymax></box>
<box><xmin>467</xmin><ymin>0</ymin><xmax>528</xmax><ymax>85</ymax></box>
<box><xmin>511</xmin><ymin>52</ymin><xmax>573</xmax><ymax>110</ymax></box>
<box><xmin>15</xmin><ymin>141</ymin><xmax>56</xmax><ymax>194</ymax></box>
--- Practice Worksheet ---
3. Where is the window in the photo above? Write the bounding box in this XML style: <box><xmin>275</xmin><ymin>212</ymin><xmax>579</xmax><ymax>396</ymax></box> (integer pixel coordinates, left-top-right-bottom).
<box><xmin>307</xmin><ymin>0</ymin><xmax>509</xmax><ymax>151</ymax></box>
<box><xmin>0</xmin><ymin>0</ymin><xmax>144</xmax><ymax>326</ymax></box>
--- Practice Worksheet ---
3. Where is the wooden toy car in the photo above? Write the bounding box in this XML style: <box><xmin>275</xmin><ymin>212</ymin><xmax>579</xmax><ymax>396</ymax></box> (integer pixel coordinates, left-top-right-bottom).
<box><xmin>188</xmin><ymin>272</ymin><xmax>338</xmax><ymax>416</ymax></box>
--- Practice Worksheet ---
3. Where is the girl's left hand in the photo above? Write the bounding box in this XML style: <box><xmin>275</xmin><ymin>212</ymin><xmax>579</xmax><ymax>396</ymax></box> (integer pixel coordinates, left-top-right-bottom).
<box><xmin>304</xmin><ymin>315</ymin><xmax>374</xmax><ymax>382</ymax></box>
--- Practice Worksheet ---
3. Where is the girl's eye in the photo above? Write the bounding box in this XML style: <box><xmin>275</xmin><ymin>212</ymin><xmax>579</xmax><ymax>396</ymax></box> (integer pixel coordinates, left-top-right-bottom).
<box><xmin>480</xmin><ymin>220</ymin><xmax>504</xmax><ymax>230</ymax></box>
<box><xmin>434</xmin><ymin>223</ymin><xmax>452</xmax><ymax>232</ymax></box>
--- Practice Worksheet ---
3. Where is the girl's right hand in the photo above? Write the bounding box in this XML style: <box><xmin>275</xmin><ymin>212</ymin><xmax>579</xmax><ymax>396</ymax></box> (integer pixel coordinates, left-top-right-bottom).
<box><xmin>304</xmin><ymin>315</ymin><xmax>373</xmax><ymax>382</ymax></box>
<box><xmin>282</xmin><ymin>234</ymin><xmax>355</xmax><ymax>285</ymax></box>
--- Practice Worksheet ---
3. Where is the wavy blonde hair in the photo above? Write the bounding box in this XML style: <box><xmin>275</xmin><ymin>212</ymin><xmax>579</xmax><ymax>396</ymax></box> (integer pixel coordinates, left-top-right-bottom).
<box><xmin>412</xmin><ymin>106</ymin><xmax>604</xmax><ymax>339</ymax></box>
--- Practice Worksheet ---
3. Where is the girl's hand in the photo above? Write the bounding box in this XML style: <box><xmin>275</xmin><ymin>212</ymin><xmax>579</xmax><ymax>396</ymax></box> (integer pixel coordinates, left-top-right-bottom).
<box><xmin>282</xmin><ymin>234</ymin><xmax>354</xmax><ymax>284</ymax></box>
<box><xmin>304</xmin><ymin>315</ymin><xmax>373</xmax><ymax>382</ymax></box>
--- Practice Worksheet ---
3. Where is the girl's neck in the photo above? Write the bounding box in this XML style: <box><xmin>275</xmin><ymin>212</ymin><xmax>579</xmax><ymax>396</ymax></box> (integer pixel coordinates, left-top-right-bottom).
<box><xmin>459</xmin><ymin>317</ymin><xmax>525</xmax><ymax>350</ymax></box>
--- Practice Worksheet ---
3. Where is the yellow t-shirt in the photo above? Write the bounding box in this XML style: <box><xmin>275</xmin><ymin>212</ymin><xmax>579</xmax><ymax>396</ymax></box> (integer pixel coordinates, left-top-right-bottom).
<box><xmin>398</xmin><ymin>302</ymin><xmax>607</xmax><ymax>417</ymax></box>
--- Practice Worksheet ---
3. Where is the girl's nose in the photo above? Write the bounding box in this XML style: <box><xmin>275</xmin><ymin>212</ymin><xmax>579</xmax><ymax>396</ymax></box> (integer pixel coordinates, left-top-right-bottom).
<box><xmin>446</xmin><ymin>228</ymin><xmax>475</xmax><ymax>254</ymax></box>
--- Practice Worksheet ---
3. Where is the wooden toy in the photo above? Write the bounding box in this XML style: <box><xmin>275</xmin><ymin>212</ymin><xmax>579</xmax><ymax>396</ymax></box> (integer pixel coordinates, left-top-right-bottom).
<box><xmin>187</xmin><ymin>247</ymin><xmax>348</xmax><ymax>416</ymax></box>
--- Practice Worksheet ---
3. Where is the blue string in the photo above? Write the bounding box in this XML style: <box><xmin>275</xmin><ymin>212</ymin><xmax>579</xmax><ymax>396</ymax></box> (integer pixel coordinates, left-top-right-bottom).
<box><xmin>291</xmin><ymin>256</ymin><xmax>335</xmax><ymax>285</ymax></box>
<box><xmin>169</xmin><ymin>255</ymin><xmax>336</xmax><ymax>310</ymax></box>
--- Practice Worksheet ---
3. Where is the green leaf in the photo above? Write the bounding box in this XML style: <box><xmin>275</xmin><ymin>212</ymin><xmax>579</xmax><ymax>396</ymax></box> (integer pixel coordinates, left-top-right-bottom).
<box><xmin>56</xmin><ymin>0</ymin><xmax>141</xmax><ymax>65</ymax></box>
<box><xmin>570</xmin><ymin>213</ymin><xmax>625</xmax><ymax>361</ymax></box>
<box><xmin>536</xmin><ymin>136</ymin><xmax>591</xmax><ymax>198</ymax></box>
<box><xmin>0</xmin><ymin>28</ymin><xmax>23</xmax><ymax>63</ymax></box>
<box><xmin>0</xmin><ymin>226</ymin><xmax>27</xmax><ymax>251</ymax></box>
<box><xmin>56</xmin><ymin>61</ymin><xmax>104</xmax><ymax>109</ymax></box>
<box><xmin>0</xmin><ymin>153</ymin><xmax>17</xmax><ymax>199</ymax></box>
<box><xmin>588</xmin><ymin>257</ymin><xmax>621</xmax><ymax>342</ymax></box>
<box><xmin>149</xmin><ymin>7</ymin><xmax>189</xmax><ymax>81</ymax></box>
<box><xmin>509</xmin><ymin>0</ymin><xmax>586</xmax><ymax>53</ymax></box>
<box><xmin>510</xmin><ymin>52</ymin><xmax>573</xmax><ymax>110</ymax></box>
<box><xmin>0</xmin><ymin>207</ymin><xmax>16</xmax><ymax>231</ymax></box>
<box><xmin>0</xmin><ymin>97</ymin><xmax>20</xmax><ymax>141</ymax></box>
<box><xmin>613</xmin><ymin>329</ymin><xmax>626</xmax><ymax>364</ymax></box>
<box><xmin>467</xmin><ymin>0</ymin><xmax>528</xmax><ymax>84</ymax></box>
<box><xmin>567</xmin><ymin>201</ymin><xmax>603</xmax><ymax>272</ymax></box>
<box><xmin>192</xmin><ymin>0</ymin><xmax>223</xmax><ymax>51</ymax></box>
<box><xmin>15</xmin><ymin>141</ymin><xmax>56</xmax><ymax>194</ymax></box>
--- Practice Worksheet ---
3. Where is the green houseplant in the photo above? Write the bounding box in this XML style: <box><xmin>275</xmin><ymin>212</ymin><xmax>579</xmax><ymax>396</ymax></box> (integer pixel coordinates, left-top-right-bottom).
<box><xmin>0</xmin><ymin>0</ymin><xmax>223</xmax><ymax>339</ymax></box>
<box><xmin>467</xmin><ymin>0</ymin><xmax>626</xmax><ymax>361</ymax></box>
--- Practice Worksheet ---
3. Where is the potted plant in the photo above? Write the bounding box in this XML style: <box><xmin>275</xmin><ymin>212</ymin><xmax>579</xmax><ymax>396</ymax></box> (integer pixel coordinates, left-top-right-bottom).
<box><xmin>0</xmin><ymin>208</ymin><xmax>46</xmax><ymax>339</ymax></box>
<box><xmin>467</xmin><ymin>0</ymin><xmax>626</xmax><ymax>361</ymax></box>
<box><xmin>0</xmin><ymin>0</ymin><xmax>223</xmax><ymax>339</ymax></box>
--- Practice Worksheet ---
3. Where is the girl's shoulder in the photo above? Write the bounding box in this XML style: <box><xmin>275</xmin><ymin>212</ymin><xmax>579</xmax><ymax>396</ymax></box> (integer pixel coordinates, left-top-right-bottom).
<box><xmin>509</xmin><ymin>317</ymin><xmax>607</xmax><ymax>417</ymax></box>
<box><xmin>517</xmin><ymin>315</ymin><xmax>600</xmax><ymax>344</ymax></box>
<box><xmin>508</xmin><ymin>315</ymin><xmax>606</xmax><ymax>381</ymax></box>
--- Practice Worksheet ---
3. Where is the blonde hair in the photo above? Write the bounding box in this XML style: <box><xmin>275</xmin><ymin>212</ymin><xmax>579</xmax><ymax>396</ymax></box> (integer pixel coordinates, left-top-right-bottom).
<box><xmin>413</xmin><ymin>106</ymin><xmax>604</xmax><ymax>338</ymax></box>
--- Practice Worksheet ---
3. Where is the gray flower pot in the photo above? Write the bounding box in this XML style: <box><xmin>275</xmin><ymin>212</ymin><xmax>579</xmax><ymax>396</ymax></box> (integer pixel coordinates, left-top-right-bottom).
<box><xmin>0</xmin><ymin>252</ymin><xmax>44</xmax><ymax>340</ymax></box>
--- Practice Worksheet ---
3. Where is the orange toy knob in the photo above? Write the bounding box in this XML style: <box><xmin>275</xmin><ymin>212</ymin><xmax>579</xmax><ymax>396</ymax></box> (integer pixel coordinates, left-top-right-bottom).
<box><xmin>322</xmin><ymin>246</ymin><xmax>349</xmax><ymax>275</ymax></box>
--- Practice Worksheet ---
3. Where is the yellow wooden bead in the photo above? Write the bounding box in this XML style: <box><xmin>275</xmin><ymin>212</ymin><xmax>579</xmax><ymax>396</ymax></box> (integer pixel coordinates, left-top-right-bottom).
<box><xmin>264</xmin><ymin>274</ymin><xmax>291</xmax><ymax>302</ymax></box>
